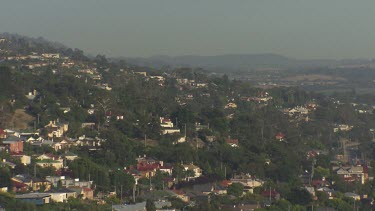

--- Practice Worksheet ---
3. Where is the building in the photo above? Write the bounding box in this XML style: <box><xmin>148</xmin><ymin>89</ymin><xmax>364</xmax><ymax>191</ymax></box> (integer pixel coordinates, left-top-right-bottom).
<box><xmin>2</xmin><ymin>136</ymin><xmax>24</xmax><ymax>153</ymax></box>
<box><xmin>225</xmin><ymin>102</ymin><xmax>237</xmax><ymax>109</ymax></box>
<box><xmin>82</xmin><ymin>188</ymin><xmax>94</xmax><ymax>200</ymax></box>
<box><xmin>46</xmin><ymin>176</ymin><xmax>92</xmax><ymax>189</ymax></box>
<box><xmin>11</xmin><ymin>153</ymin><xmax>31</xmax><ymax>165</ymax></box>
<box><xmin>182</xmin><ymin>163</ymin><xmax>202</xmax><ymax>180</ymax></box>
<box><xmin>226</xmin><ymin>138</ymin><xmax>239</xmax><ymax>148</ymax></box>
<box><xmin>42</xmin><ymin>53</ymin><xmax>60</xmax><ymax>59</ymax></box>
<box><xmin>332</xmin><ymin>165</ymin><xmax>368</xmax><ymax>184</ymax></box>
<box><xmin>44</xmin><ymin>120</ymin><xmax>69</xmax><ymax>138</ymax></box>
<box><xmin>36</xmin><ymin>159</ymin><xmax>64</xmax><ymax>169</ymax></box>
<box><xmin>230</xmin><ymin>174</ymin><xmax>264</xmax><ymax>193</ymax></box>
<box><xmin>15</xmin><ymin>193</ymin><xmax>51</xmax><ymax>205</ymax></box>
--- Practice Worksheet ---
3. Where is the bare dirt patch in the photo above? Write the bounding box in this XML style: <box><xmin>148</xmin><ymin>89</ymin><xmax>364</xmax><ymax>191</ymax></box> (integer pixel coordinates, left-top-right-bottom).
<box><xmin>9</xmin><ymin>109</ymin><xmax>35</xmax><ymax>130</ymax></box>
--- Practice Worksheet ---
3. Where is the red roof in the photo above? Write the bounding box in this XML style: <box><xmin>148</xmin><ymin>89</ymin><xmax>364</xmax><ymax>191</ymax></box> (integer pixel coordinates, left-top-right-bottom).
<box><xmin>220</xmin><ymin>180</ymin><xmax>231</xmax><ymax>187</ymax></box>
<box><xmin>0</xmin><ymin>129</ymin><xmax>5</xmax><ymax>135</ymax></box>
<box><xmin>12</xmin><ymin>180</ymin><xmax>28</xmax><ymax>189</ymax></box>
<box><xmin>137</xmin><ymin>163</ymin><xmax>160</xmax><ymax>172</ymax></box>
<box><xmin>226</xmin><ymin>138</ymin><xmax>239</xmax><ymax>145</ymax></box>
<box><xmin>275</xmin><ymin>132</ymin><xmax>286</xmax><ymax>139</ymax></box>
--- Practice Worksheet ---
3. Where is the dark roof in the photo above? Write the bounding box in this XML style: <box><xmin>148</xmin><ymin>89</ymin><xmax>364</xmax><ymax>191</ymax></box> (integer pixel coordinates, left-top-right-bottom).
<box><xmin>15</xmin><ymin>193</ymin><xmax>50</xmax><ymax>199</ymax></box>
<box><xmin>3</xmin><ymin>136</ymin><xmax>23</xmax><ymax>143</ymax></box>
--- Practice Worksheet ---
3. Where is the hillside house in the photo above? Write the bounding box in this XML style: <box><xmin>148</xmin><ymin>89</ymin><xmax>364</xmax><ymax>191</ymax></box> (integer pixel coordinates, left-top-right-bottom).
<box><xmin>15</xmin><ymin>193</ymin><xmax>51</xmax><ymax>205</ymax></box>
<box><xmin>275</xmin><ymin>132</ymin><xmax>286</xmax><ymax>141</ymax></box>
<box><xmin>230</xmin><ymin>174</ymin><xmax>264</xmax><ymax>193</ymax></box>
<box><xmin>226</xmin><ymin>138</ymin><xmax>239</xmax><ymax>148</ymax></box>
<box><xmin>332</xmin><ymin>165</ymin><xmax>368</xmax><ymax>184</ymax></box>
<box><xmin>12</xmin><ymin>174</ymin><xmax>51</xmax><ymax>192</ymax></box>
<box><xmin>160</xmin><ymin>117</ymin><xmax>174</xmax><ymax>128</ymax></box>
<box><xmin>44</xmin><ymin>120</ymin><xmax>69</xmax><ymax>138</ymax></box>
<box><xmin>0</xmin><ymin>129</ymin><xmax>6</xmax><ymax>139</ymax></box>
<box><xmin>225</xmin><ymin>102</ymin><xmax>237</xmax><ymax>109</ymax></box>
<box><xmin>182</xmin><ymin>163</ymin><xmax>202</xmax><ymax>180</ymax></box>
<box><xmin>2</xmin><ymin>135</ymin><xmax>24</xmax><ymax>153</ymax></box>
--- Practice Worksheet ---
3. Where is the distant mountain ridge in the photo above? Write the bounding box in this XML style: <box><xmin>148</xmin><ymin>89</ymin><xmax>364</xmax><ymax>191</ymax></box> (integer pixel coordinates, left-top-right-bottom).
<box><xmin>120</xmin><ymin>54</ymin><xmax>375</xmax><ymax>71</ymax></box>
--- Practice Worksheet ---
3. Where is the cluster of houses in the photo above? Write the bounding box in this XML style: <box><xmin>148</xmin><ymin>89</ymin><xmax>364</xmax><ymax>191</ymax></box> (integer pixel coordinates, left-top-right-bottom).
<box><xmin>0</xmin><ymin>120</ymin><xmax>103</xmax><ymax>205</ymax></box>
<box><xmin>124</xmin><ymin>156</ymin><xmax>202</xmax><ymax>185</ymax></box>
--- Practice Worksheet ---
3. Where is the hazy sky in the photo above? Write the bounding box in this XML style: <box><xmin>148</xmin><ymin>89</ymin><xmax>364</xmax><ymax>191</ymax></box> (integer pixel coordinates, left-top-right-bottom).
<box><xmin>1</xmin><ymin>0</ymin><xmax>375</xmax><ymax>59</ymax></box>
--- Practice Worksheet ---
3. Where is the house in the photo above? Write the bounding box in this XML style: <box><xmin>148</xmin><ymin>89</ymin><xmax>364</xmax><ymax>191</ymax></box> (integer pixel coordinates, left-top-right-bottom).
<box><xmin>221</xmin><ymin>203</ymin><xmax>261</xmax><ymax>211</ymax></box>
<box><xmin>12</xmin><ymin>180</ymin><xmax>29</xmax><ymax>192</ymax></box>
<box><xmin>75</xmin><ymin>136</ymin><xmax>104</xmax><ymax>147</ymax></box>
<box><xmin>62</xmin><ymin>151</ymin><xmax>78</xmax><ymax>161</ymax></box>
<box><xmin>275</xmin><ymin>132</ymin><xmax>286</xmax><ymax>141</ymax></box>
<box><xmin>11</xmin><ymin>153</ymin><xmax>31</xmax><ymax>165</ymax></box>
<box><xmin>161</xmin><ymin>128</ymin><xmax>181</xmax><ymax>135</ymax></box>
<box><xmin>344</xmin><ymin>192</ymin><xmax>360</xmax><ymax>200</ymax></box>
<box><xmin>160</xmin><ymin>117</ymin><xmax>174</xmax><ymax>128</ymax></box>
<box><xmin>333</xmin><ymin>124</ymin><xmax>354</xmax><ymax>132</ymax></box>
<box><xmin>81</xmin><ymin>188</ymin><xmax>94</xmax><ymax>200</ymax></box>
<box><xmin>159</xmin><ymin>163</ymin><xmax>173</xmax><ymax>175</ymax></box>
<box><xmin>332</xmin><ymin>165</ymin><xmax>368</xmax><ymax>184</ymax></box>
<box><xmin>193</xmin><ymin>183</ymin><xmax>227</xmax><ymax>195</ymax></box>
<box><xmin>42</xmin><ymin>53</ymin><xmax>60</xmax><ymax>59</ymax></box>
<box><xmin>182</xmin><ymin>163</ymin><xmax>202</xmax><ymax>180</ymax></box>
<box><xmin>230</xmin><ymin>174</ymin><xmax>264</xmax><ymax>193</ymax></box>
<box><xmin>226</xmin><ymin>138</ymin><xmax>239</xmax><ymax>147</ymax></box>
<box><xmin>12</xmin><ymin>174</ymin><xmax>52</xmax><ymax>192</ymax></box>
<box><xmin>225</xmin><ymin>102</ymin><xmax>237</xmax><ymax>109</ymax></box>
<box><xmin>134</xmin><ymin>71</ymin><xmax>147</xmax><ymax>76</ymax></box>
<box><xmin>169</xmin><ymin>190</ymin><xmax>190</xmax><ymax>202</ymax></box>
<box><xmin>195</xmin><ymin>122</ymin><xmax>209</xmax><ymax>131</ymax></box>
<box><xmin>129</xmin><ymin>156</ymin><xmax>172</xmax><ymax>178</ymax></box>
<box><xmin>15</xmin><ymin>193</ymin><xmax>51</xmax><ymax>205</ymax></box>
<box><xmin>36</xmin><ymin>159</ymin><xmax>64</xmax><ymax>169</ymax></box>
<box><xmin>87</xmin><ymin>109</ymin><xmax>95</xmax><ymax>115</ymax></box>
<box><xmin>52</xmin><ymin>139</ymin><xmax>73</xmax><ymax>151</ymax></box>
<box><xmin>0</xmin><ymin>129</ymin><xmax>7</xmax><ymax>139</ymax></box>
<box><xmin>25</xmin><ymin>90</ymin><xmax>38</xmax><ymax>100</ymax></box>
<box><xmin>2</xmin><ymin>135</ymin><xmax>24</xmax><ymax>153</ymax></box>
<box><xmin>316</xmin><ymin>187</ymin><xmax>335</xmax><ymax>199</ymax></box>
<box><xmin>47</xmin><ymin>191</ymin><xmax>68</xmax><ymax>203</ymax></box>
<box><xmin>0</xmin><ymin>159</ymin><xmax>16</xmax><ymax>169</ymax></box>
<box><xmin>46</xmin><ymin>176</ymin><xmax>92</xmax><ymax>189</ymax></box>
<box><xmin>304</xmin><ymin>186</ymin><xmax>316</xmax><ymax>197</ymax></box>
<box><xmin>44</xmin><ymin>120</ymin><xmax>69</xmax><ymax>138</ymax></box>
<box><xmin>287</xmin><ymin>106</ymin><xmax>309</xmax><ymax>116</ymax></box>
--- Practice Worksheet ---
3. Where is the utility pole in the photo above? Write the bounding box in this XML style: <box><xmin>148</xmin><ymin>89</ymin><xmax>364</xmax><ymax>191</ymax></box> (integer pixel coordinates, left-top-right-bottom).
<box><xmin>184</xmin><ymin>124</ymin><xmax>187</xmax><ymax>138</ymax></box>
<box><xmin>133</xmin><ymin>184</ymin><xmax>136</xmax><ymax>203</ymax></box>
<box><xmin>149</xmin><ymin>175</ymin><xmax>152</xmax><ymax>191</ymax></box>
<box><xmin>144</xmin><ymin>134</ymin><xmax>147</xmax><ymax>147</ymax></box>
<box><xmin>269</xmin><ymin>187</ymin><xmax>271</xmax><ymax>202</ymax></box>
<box><xmin>224</xmin><ymin>166</ymin><xmax>227</xmax><ymax>179</ymax></box>
<box><xmin>120</xmin><ymin>185</ymin><xmax>123</xmax><ymax>203</ymax></box>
